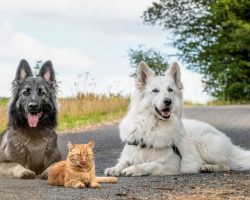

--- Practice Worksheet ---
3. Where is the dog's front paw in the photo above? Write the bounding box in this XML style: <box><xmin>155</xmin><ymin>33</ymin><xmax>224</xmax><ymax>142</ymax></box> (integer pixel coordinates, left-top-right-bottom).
<box><xmin>105</xmin><ymin>167</ymin><xmax>123</xmax><ymax>177</ymax></box>
<box><xmin>14</xmin><ymin>168</ymin><xmax>36</xmax><ymax>179</ymax></box>
<box><xmin>200</xmin><ymin>164</ymin><xmax>215</xmax><ymax>173</ymax></box>
<box><xmin>38</xmin><ymin>170</ymin><xmax>48</xmax><ymax>180</ymax></box>
<box><xmin>122</xmin><ymin>165</ymin><xmax>144</xmax><ymax>176</ymax></box>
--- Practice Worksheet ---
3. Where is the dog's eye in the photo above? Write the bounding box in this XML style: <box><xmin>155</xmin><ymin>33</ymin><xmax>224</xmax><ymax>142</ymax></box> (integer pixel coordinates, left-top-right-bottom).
<box><xmin>168</xmin><ymin>87</ymin><xmax>173</xmax><ymax>93</ymax></box>
<box><xmin>38</xmin><ymin>88</ymin><xmax>46</xmax><ymax>96</ymax></box>
<box><xmin>152</xmin><ymin>88</ymin><xmax>159</xmax><ymax>93</ymax></box>
<box><xmin>23</xmin><ymin>89</ymin><xmax>30</xmax><ymax>96</ymax></box>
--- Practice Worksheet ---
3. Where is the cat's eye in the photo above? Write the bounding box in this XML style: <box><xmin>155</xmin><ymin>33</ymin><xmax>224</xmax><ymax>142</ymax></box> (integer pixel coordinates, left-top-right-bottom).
<box><xmin>152</xmin><ymin>88</ymin><xmax>159</xmax><ymax>93</ymax></box>
<box><xmin>71</xmin><ymin>154</ymin><xmax>81</xmax><ymax>158</ymax></box>
<box><xmin>168</xmin><ymin>87</ymin><xmax>173</xmax><ymax>93</ymax></box>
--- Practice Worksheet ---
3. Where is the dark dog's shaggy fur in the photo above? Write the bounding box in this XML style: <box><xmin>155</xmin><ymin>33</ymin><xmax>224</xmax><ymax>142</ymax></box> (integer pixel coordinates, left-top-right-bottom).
<box><xmin>0</xmin><ymin>59</ymin><xmax>61</xmax><ymax>179</ymax></box>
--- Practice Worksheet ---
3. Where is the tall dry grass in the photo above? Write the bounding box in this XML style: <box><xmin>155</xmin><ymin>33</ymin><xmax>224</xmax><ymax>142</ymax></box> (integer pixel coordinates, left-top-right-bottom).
<box><xmin>58</xmin><ymin>93</ymin><xmax>129</xmax><ymax>131</ymax></box>
<box><xmin>0</xmin><ymin>98</ymin><xmax>8</xmax><ymax>133</ymax></box>
<box><xmin>0</xmin><ymin>94</ymin><xmax>129</xmax><ymax>133</ymax></box>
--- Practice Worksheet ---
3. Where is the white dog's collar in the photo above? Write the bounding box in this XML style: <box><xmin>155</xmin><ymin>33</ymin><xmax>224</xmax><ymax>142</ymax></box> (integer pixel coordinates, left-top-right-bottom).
<box><xmin>126</xmin><ymin>139</ymin><xmax>182</xmax><ymax>159</ymax></box>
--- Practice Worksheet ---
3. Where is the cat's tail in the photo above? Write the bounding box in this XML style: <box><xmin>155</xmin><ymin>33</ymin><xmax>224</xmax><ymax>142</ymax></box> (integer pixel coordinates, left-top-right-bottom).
<box><xmin>95</xmin><ymin>176</ymin><xmax>117</xmax><ymax>183</ymax></box>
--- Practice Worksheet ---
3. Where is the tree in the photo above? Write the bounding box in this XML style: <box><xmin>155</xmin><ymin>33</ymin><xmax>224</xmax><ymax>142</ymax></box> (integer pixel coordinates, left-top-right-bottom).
<box><xmin>142</xmin><ymin>0</ymin><xmax>250</xmax><ymax>102</ymax></box>
<box><xmin>34</xmin><ymin>60</ymin><xmax>42</xmax><ymax>75</ymax></box>
<box><xmin>128</xmin><ymin>46</ymin><xmax>169</xmax><ymax>76</ymax></box>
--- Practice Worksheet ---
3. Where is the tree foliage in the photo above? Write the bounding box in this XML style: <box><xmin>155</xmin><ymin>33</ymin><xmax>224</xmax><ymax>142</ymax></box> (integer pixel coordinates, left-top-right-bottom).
<box><xmin>143</xmin><ymin>0</ymin><xmax>250</xmax><ymax>101</ymax></box>
<box><xmin>128</xmin><ymin>46</ymin><xmax>169</xmax><ymax>76</ymax></box>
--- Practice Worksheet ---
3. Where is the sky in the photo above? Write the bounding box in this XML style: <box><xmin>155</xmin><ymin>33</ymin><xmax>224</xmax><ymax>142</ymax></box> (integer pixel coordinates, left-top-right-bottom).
<box><xmin>0</xmin><ymin>0</ymin><xmax>212</xmax><ymax>103</ymax></box>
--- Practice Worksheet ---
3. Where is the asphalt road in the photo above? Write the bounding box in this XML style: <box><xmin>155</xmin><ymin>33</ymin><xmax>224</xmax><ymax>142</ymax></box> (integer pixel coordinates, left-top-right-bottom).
<box><xmin>0</xmin><ymin>105</ymin><xmax>250</xmax><ymax>200</ymax></box>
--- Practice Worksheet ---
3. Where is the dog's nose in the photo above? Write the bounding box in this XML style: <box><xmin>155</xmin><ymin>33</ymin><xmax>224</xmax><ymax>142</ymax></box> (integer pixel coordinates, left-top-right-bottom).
<box><xmin>28</xmin><ymin>102</ymin><xmax>38</xmax><ymax>112</ymax></box>
<box><xmin>163</xmin><ymin>98</ymin><xmax>172</xmax><ymax>106</ymax></box>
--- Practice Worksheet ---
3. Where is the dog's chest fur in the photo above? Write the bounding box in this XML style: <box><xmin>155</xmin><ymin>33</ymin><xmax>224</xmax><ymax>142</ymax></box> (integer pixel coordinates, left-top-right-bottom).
<box><xmin>1</xmin><ymin>128</ymin><xmax>55</xmax><ymax>174</ymax></box>
<box><xmin>16</xmin><ymin>132</ymin><xmax>48</xmax><ymax>172</ymax></box>
<box><xmin>122</xmin><ymin>112</ymin><xmax>182</xmax><ymax>149</ymax></box>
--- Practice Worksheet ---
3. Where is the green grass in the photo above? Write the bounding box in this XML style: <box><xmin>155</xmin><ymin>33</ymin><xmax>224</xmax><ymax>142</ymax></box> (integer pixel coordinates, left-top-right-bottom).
<box><xmin>0</xmin><ymin>97</ymin><xmax>9</xmax><ymax>106</ymax></box>
<box><xmin>58</xmin><ymin>94</ymin><xmax>129</xmax><ymax>131</ymax></box>
<box><xmin>59</xmin><ymin>109</ymin><xmax>126</xmax><ymax>131</ymax></box>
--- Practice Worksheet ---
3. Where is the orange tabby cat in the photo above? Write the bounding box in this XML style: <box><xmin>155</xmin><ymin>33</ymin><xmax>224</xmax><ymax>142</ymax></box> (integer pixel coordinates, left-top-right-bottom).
<box><xmin>48</xmin><ymin>140</ymin><xmax>117</xmax><ymax>188</ymax></box>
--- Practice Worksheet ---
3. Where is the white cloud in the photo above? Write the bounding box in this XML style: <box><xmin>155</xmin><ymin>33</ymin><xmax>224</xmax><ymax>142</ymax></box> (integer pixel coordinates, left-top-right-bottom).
<box><xmin>0</xmin><ymin>0</ymin><xmax>153</xmax><ymax>22</ymax></box>
<box><xmin>0</xmin><ymin>62</ymin><xmax>16</xmax><ymax>97</ymax></box>
<box><xmin>0</xmin><ymin>21</ymin><xmax>94</xmax><ymax>70</ymax></box>
<box><xmin>181</xmin><ymin>68</ymin><xmax>212</xmax><ymax>103</ymax></box>
<box><xmin>0</xmin><ymin>21</ymin><xmax>95</xmax><ymax>97</ymax></box>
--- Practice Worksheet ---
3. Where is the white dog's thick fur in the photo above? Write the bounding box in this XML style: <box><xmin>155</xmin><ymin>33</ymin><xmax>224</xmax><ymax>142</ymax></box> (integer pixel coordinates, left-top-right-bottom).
<box><xmin>105</xmin><ymin>61</ymin><xmax>250</xmax><ymax>176</ymax></box>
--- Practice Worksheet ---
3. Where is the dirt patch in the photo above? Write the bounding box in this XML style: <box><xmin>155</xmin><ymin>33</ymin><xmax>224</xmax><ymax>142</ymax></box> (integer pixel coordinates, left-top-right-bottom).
<box><xmin>163</xmin><ymin>175</ymin><xmax>250</xmax><ymax>200</ymax></box>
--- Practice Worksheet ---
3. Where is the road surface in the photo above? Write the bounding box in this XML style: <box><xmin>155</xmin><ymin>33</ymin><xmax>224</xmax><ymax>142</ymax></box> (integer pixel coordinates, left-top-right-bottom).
<box><xmin>0</xmin><ymin>105</ymin><xmax>250</xmax><ymax>200</ymax></box>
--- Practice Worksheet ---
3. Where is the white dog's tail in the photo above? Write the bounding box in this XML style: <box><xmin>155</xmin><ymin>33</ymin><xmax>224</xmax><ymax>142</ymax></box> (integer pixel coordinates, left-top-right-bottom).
<box><xmin>230</xmin><ymin>146</ymin><xmax>250</xmax><ymax>171</ymax></box>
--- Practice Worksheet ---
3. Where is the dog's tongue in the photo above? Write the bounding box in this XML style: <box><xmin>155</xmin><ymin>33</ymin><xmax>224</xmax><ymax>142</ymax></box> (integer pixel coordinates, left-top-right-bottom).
<box><xmin>28</xmin><ymin>114</ymin><xmax>39</xmax><ymax>127</ymax></box>
<box><xmin>161</xmin><ymin>110</ymin><xmax>171</xmax><ymax>117</ymax></box>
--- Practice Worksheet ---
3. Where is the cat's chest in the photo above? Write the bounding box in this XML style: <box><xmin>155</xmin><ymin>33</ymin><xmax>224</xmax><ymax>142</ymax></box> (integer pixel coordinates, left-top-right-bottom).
<box><xmin>70</xmin><ymin>170</ymin><xmax>94</xmax><ymax>183</ymax></box>
<box><xmin>80</xmin><ymin>173</ymin><xmax>92</xmax><ymax>182</ymax></box>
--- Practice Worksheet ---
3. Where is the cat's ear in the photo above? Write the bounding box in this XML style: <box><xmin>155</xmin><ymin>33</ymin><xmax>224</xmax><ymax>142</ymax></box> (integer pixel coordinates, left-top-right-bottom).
<box><xmin>67</xmin><ymin>141</ymin><xmax>74</xmax><ymax>150</ymax></box>
<box><xmin>88</xmin><ymin>140</ymin><xmax>95</xmax><ymax>148</ymax></box>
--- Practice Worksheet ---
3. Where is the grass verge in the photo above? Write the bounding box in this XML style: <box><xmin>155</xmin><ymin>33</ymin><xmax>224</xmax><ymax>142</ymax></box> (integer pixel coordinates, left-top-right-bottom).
<box><xmin>0</xmin><ymin>96</ymin><xmax>248</xmax><ymax>133</ymax></box>
<box><xmin>58</xmin><ymin>94</ymin><xmax>129</xmax><ymax>132</ymax></box>
<box><xmin>0</xmin><ymin>94</ymin><xmax>129</xmax><ymax>133</ymax></box>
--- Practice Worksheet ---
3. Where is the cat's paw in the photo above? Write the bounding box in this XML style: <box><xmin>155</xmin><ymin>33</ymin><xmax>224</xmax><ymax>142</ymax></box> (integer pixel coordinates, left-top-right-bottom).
<box><xmin>105</xmin><ymin>167</ymin><xmax>123</xmax><ymax>177</ymax></box>
<box><xmin>90</xmin><ymin>182</ymin><xmax>101</xmax><ymax>188</ymax></box>
<box><xmin>74</xmin><ymin>182</ymin><xmax>85</xmax><ymax>189</ymax></box>
<box><xmin>122</xmin><ymin>165</ymin><xmax>144</xmax><ymax>176</ymax></box>
<box><xmin>14</xmin><ymin>168</ymin><xmax>36</xmax><ymax>179</ymax></box>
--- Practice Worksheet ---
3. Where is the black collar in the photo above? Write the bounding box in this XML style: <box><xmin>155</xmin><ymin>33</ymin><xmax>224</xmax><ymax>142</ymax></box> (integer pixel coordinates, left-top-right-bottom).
<box><xmin>126</xmin><ymin>139</ymin><xmax>182</xmax><ymax>159</ymax></box>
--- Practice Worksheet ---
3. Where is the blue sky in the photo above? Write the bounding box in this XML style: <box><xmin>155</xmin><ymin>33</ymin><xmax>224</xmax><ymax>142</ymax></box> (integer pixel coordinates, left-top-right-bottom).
<box><xmin>0</xmin><ymin>0</ymin><xmax>211</xmax><ymax>103</ymax></box>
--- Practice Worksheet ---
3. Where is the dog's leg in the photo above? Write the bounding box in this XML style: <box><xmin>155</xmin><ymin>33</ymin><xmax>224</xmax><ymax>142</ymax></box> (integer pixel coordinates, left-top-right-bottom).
<box><xmin>200</xmin><ymin>163</ymin><xmax>230</xmax><ymax>173</ymax></box>
<box><xmin>38</xmin><ymin>163</ymin><xmax>57</xmax><ymax>180</ymax></box>
<box><xmin>105</xmin><ymin>161</ymin><xmax>130</xmax><ymax>177</ymax></box>
<box><xmin>122</xmin><ymin>162</ymin><xmax>179</xmax><ymax>176</ymax></box>
<box><xmin>105</xmin><ymin>144</ymin><xmax>136</xmax><ymax>176</ymax></box>
<box><xmin>40</xmin><ymin>135</ymin><xmax>61</xmax><ymax>180</ymax></box>
<box><xmin>39</xmin><ymin>148</ymin><xmax>61</xmax><ymax>180</ymax></box>
<box><xmin>0</xmin><ymin>162</ymin><xmax>36</xmax><ymax>179</ymax></box>
<box><xmin>180</xmin><ymin>156</ymin><xmax>203</xmax><ymax>174</ymax></box>
<box><xmin>178</xmin><ymin>139</ymin><xmax>204</xmax><ymax>174</ymax></box>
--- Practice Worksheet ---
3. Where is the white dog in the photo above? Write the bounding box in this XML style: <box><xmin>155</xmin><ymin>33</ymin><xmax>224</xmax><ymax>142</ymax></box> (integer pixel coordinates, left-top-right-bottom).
<box><xmin>105</xmin><ymin>61</ymin><xmax>250</xmax><ymax>176</ymax></box>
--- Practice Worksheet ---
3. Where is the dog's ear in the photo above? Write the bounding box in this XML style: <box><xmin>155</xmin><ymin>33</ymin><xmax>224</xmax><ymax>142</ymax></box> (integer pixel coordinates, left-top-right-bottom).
<box><xmin>165</xmin><ymin>62</ymin><xmax>183</xmax><ymax>89</ymax></box>
<box><xmin>137</xmin><ymin>61</ymin><xmax>155</xmax><ymax>90</ymax></box>
<box><xmin>38</xmin><ymin>60</ymin><xmax>56</xmax><ymax>82</ymax></box>
<box><xmin>15</xmin><ymin>59</ymin><xmax>32</xmax><ymax>81</ymax></box>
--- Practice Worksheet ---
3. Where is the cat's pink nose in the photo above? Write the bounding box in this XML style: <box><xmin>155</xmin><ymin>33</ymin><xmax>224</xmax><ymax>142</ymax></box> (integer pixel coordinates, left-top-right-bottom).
<box><xmin>81</xmin><ymin>157</ymin><xmax>87</xmax><ymax>165</ymax></box>
<box><xmin>80</xmin><ymin>160</ymin><xmax>86</xmax><ymax>165</ymax></box>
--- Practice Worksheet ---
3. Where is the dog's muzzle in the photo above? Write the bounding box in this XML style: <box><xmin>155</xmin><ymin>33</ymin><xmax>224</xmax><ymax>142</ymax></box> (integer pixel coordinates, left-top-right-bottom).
<box><xmin>154</xmin><ymin>106</ymin><xmax>171</xmax><ymax>120</ymax></box>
